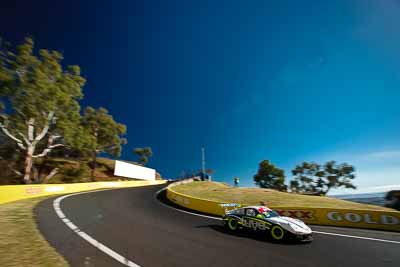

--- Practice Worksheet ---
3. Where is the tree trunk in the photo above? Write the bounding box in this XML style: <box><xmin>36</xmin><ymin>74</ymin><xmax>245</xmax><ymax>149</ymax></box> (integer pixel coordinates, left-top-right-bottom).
<box><xmin>1</xmin><ymin>112</ymin><xmax>63</xmax><ymax>184</ymax></box>
<box><xmin>23</xmin><ymin>146</ymin><xmax>34</xmax><ymax>184</ymax></box>
<box><xmin>42</xmin><ymin>168</ymin><xmax>59</xmax><ymax>183</ymax></box>
<box><xmin>32</xmin><ymin>166</ymin><xmax>39</xmax><ymax>183</ymax></box>
<box><xmin>90</xmin><ymin>150</ymin><xmax>97</xmax><ymax>182</ymax></box>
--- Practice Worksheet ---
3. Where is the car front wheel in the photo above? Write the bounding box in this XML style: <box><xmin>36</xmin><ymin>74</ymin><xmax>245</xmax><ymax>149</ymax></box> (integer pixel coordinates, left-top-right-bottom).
<box><xmin>270</xmin><ymin>225</ymin><xmax>285</xmax><ymax>241</ymax></box>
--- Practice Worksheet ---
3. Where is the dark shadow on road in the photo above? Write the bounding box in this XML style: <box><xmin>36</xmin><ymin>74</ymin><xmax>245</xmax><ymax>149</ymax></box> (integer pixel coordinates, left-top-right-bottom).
<box><xmin>195</xmin><ymin>224</ymin><xmax>312</xmax><ymax>246</ymax></box>
<box><xmin>155</xmin><ymin>187</ymin><xmax>222</xmax><ymax>218</ymax></box>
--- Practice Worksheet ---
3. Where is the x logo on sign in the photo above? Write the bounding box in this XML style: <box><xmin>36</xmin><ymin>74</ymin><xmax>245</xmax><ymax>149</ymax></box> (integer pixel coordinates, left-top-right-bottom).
<box><xmin>300</xmin><ymin>211</ymin><xmax>312</xmax><ymax>219</ymax></box>
<box><xmin>276</xmin><ymin>210</ymin><xmax>285</xmax><ymax>216</ymax></box>
<box><xmin>288</xmin><ymin>210</ymin><xmax>299</xmax><ymax>218</ymax></box>
<box><xmin>275</xmin><ymin>210</ymin><xmax>314</xmax><ymax>220</ymax></box>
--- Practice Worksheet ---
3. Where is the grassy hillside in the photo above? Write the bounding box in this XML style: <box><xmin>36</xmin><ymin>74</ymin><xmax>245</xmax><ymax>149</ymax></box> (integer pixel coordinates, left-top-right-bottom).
<box><xmin>45</xmin><ymin>157</ymin><xmax>125</xmax><ymax>184</ymax></box>
<box><xmin>172</xmin><ymin>181</ymin><xmax>393</xmax><ymax>211</ymax></box>
<box><xmin>0</xmin><ymin>157</ymin><xmax>162</xmax><ymax>185</ymax></box>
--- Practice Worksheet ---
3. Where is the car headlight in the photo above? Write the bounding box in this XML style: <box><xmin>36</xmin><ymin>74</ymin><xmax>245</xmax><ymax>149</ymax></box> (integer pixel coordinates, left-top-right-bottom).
<box><xmin>289</xmin><ymin>223</ymin><xmax>305</xmax><ymax>233</ymax></box>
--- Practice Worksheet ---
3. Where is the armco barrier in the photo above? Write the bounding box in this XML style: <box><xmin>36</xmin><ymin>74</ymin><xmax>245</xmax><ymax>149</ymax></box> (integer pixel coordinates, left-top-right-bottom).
<box><xmin>166</xmin><ymin>182</ymin><xmax>400</xmax><ymax>232</ymax></box>
<box><xmin>0</xmin><ymin>180</ymin><xmax>166</xmax><ymax>205</ymax></box>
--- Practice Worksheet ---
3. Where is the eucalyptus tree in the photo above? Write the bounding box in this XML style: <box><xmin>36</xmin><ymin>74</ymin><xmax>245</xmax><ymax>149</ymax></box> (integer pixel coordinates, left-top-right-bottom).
<box><xmin>291</xmin><ymin>161</ymin><xmax>356</xmax><ymax>195</ymax></box>
<box><xmin>0</xmin><ymin>37</ymin><xmax>86</xmax><ymax>183</ymax></box>
<box><xmin>82</xmin><ymin>107</ymin><xmax>127</xmax><ymax>180</ymax></box>
<box><xmin>133</xmin><ymin>147</ymin><xmax>153</xmax><ymax>166</ymax></box>
<box><xmin>253</xmin><ymin>160</ymin><xmax>287</xmax><ymax>191</ymax></box>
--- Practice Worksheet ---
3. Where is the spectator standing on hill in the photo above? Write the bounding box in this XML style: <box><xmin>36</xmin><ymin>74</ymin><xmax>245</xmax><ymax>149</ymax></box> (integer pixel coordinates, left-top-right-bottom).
<box><xmin>234</xmin><ymin>177</ymin><xmax>240</xmax><ymax>187</ymax></box>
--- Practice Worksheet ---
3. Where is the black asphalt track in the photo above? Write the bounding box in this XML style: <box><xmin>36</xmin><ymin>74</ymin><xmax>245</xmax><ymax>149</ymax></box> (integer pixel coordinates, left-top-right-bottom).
<box><xmin>35</xmin><ymin>184</ymin><xmax>400</xmax><ymax>267</ymax></box>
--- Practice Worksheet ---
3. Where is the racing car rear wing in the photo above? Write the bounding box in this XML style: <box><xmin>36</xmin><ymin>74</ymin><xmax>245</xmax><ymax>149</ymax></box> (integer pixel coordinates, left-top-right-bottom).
<box><xmin>219</xmin><ymin>203</ymin><xmax>241</xmax><ymax>214</ymax></box>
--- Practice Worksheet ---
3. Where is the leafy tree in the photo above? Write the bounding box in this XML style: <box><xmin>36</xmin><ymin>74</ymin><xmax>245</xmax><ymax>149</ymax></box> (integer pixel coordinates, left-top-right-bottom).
<box><xmin>0</xmin><ymin>37</ymin><xmax>86</xmax><ymax>183</ymax></box>
<box><xmin>289</xmin><ymin>179</ymin><xmax>300</xmax><ymax>193</ymax></box>
<box><xmin>82</xmin><ymin>107</ymin><xmax>127</xmax><ymax>180</ymax></box>
<box><xmin>290</xmin><ymin>162</ymin><xmax>322</xmax><ymax>193</ymax></box>
<box><xmin>205</xmin><ymin>168</ymin><xmax>215</xmax><ymax>175</ymax></box>
<box><xmin>133</xmin><ymin>147</ymin><xmax>153</xmax><ymax>166</ymax></box>
<box><xmin>291</xmin><ymin>161</ymin><xmax>356</xmax><ymax>195</ymax></box>
<box><xmin>253</xmin><ymin>160</ymin><xmax>287</xmax><ymax>191</ymax></box>
<box><xmin>179</xmin><ymin>169</ymin><xmax>198</xmax><ymax>179</ymax></box>
<box><xmin>155</xmin><ymin>172</ymin><xmax>162</xmax><ymax>180</ymax></box>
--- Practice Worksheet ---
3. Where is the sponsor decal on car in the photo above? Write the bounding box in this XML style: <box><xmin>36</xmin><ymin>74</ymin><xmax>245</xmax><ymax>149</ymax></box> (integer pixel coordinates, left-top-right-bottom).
<box><xmin>241</xmin><ymin>217</ymin><xmax>269</xmax><ymax>230</ymax></box>
<box><xmin>220</xmin><ymin>203</ymin><xmax>241</xmax><ymax>207</ymax></box>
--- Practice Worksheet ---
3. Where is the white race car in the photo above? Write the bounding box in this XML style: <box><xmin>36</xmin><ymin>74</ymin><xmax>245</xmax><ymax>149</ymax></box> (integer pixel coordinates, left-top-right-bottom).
<box><xmin>222</xmin><ymin>205</ymin><xmax>313</xmax><ymax>242</ymax></box>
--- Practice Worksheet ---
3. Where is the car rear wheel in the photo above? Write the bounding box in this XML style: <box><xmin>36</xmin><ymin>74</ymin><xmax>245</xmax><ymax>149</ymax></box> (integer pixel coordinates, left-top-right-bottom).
<box><xmin>270</xmin><ymin>225</ymin><xmax>285</xmax><ymax>241</ymax></box>
<box><xmin>226</xmin><ymin>218</ymin><xmax>238</xmax><ymax>231</ymax></box>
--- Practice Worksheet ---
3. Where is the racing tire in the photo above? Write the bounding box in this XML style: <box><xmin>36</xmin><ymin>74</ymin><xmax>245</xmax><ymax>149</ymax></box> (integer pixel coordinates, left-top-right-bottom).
<box><xmin>226</xmin><ymin>218</ymin><xmax>239</xmax><ymax>232</ymax></box>
<box><xmin>270</xmin><ymin>225</ymin><xmax>285</xmax><ymax>241</ymax></box>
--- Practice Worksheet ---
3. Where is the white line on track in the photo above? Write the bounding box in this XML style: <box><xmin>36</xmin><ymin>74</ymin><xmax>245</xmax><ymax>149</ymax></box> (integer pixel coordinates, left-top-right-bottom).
<box><xmin>312</xmin><ymin>231</ymin><xmax>400</xmax><ymax>244</ymax></box>
<box><xmin>155</xmin><ymin>189</ymin><xmax>400</xmax><ymax>245</ymax></box>
<box><xmin>154</xmin><ymin>188</ymin><xmax>221</xmax><ymax>220</ymax></box>
<box><xmin>53</xmin><ymin>190</ymin><xmax>141</xmax><ymax>267</ymax></box>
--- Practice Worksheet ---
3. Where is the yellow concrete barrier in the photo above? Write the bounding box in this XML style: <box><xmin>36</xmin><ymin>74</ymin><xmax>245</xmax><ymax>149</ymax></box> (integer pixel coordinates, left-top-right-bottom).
<box><xmin>0</xmin><ymin>180</ymin><xmax>166</xmax><ymax>205</ymax></box>
<box><xmin>166</xmin><ymin>183</ymin><xmax>400</xmax><ymax>232</ymax></box>
<box><xmin>273</xmin><ymin>207</ymin><xmax>400</xmax><ymax>232</ymax></box>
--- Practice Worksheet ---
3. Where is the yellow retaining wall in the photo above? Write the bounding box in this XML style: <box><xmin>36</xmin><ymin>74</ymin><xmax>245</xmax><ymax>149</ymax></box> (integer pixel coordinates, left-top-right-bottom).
<box><xmin>0</xmin><ymin>180</ymin><xmax>166</xmax><ymax>205</ymax></box>
<box><xmin>166</xmin><ymin>183</ymin><xmax>400</xmax><ymax>232</ymax></box>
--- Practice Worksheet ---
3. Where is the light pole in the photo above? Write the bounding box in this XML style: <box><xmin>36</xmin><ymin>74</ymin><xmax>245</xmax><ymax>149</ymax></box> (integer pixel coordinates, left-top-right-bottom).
<box><xmin>201</xmin><ymin>147</ymin><xmax>206</xmax><ymax>180</ymax></box>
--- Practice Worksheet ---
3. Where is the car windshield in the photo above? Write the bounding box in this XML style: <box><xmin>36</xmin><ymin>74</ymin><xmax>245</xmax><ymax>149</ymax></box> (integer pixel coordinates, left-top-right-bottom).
<box><xmin>262</xmin><ymin>210</ymin><xmax>280</xmax><ymax>218</ymax></box>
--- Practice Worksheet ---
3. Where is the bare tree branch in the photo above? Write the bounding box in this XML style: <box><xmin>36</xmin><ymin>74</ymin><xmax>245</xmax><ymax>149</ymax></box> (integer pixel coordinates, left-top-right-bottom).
<box><xmin>17</xmin><ymin>131</ymin><xmax>30</xmax><ymax>146</ymax></box>
<box><xmin>32</xmin><ymin>150</ymin><xmax>49</xmax><ymax>158</ymax></box>
<box><xmin>34</xmin><ymin>111</ymin><xmax>54</xmax><ymax>143</ymax></box>
<box><xmin>32</xmin><ymin>143</ymin><xmax>64</xmax><ymax>158</ymax></box>
<box><xmin>48</xmin><ymin>143</ymin><xmax>64</xmax><ymax>150</ymax></box>
<box><xmin>0</xmin><ymin>122</ymin><xmax>25</xmax><ymax>148</ymax></box>
<box><xmin>52</xmin><ymin>135</ymin><xmax>62</xmax><ymax>140</ymax></box>
<box><xmin>47</xmin><ymin>134</ymin><xmax>62</xmax><ymax>146</ymax></box>
<box><xmin>11</xmin><ymin>168</ymin><xmax>22</xmax><ymax>176</ymax></box>
<box><xmin>42</xmin><ymin>168</ymin><xmax>59</xmax><ymax>183</ymax></box>
<box><xmin>28</xmin><ymin>118</ymin><xmax>35</xmax><ymax>141</ymax></box>
<box><xmin>16</xmin><ymin>67</ymin><xmax>26</xmax><ymax>81</ymax></box>
<box><xmin>16</xmin><ymin>143</ymin><xmax>26</xmax><ymax>150</ymax></box>
<box><xmin>0</xmin><ymin>114</ymin><xmax>8</xmax><ymax>121</ymax></box>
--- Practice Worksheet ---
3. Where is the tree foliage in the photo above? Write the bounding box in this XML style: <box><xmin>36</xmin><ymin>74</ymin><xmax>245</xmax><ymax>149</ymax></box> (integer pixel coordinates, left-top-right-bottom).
<box><xmin>133</xmin><ymin>147</ymin><xmax>153</xmax><ymax>166</ymax></box>
<box><xmin>82</xmin><ymin>107</ymin><xmax>127</xmax><ymax>179</ymax></box>
<box><xmin>253</xmin><ymin>160</ymin><xmax>287</xmax><ymax>191</ymax></box>
<box><xmin>82</xmin><ymin>107</ymin><xmax>127</xmax><ymax>157</ymax></box>
<box><xmin>290</xmin><ymin>161</ymin><xmax>356</xmax><ymax>195</ymax></box>
<box><xmin>0</xmin><ymin>37</ymin><xmax>86</xmax><ymax>183</ymax></box>
<box><xmin>0</xmin><ymin>38</ymin><xmax>85</xmax><ymax>142</ymax></box>
<box><xmin>0</xmin><ymin>37</ymin><xmax>128</xmax><ymax>184</ymax></box>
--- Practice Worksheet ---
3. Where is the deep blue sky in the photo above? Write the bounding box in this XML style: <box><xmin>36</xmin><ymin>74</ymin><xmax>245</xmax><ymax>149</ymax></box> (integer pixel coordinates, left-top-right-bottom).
<box><xmin>1</xmin><ymin>0</ymin><xmax>400</xmax><ymax>193</ymax></box>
